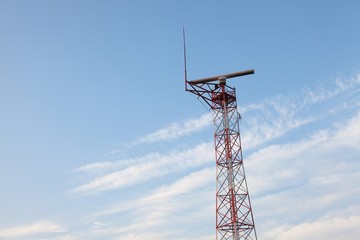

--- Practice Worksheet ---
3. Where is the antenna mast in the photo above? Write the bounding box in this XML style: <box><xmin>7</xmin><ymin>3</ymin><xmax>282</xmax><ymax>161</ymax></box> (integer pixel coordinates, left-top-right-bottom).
<box><xmin>183</xmin><ymin>27</ymin><xmax>188</xmax><ymax>90</ymax></box>
<box><xmin>185</xmin><ymin>40</ymin><xmax>258</xmax><ymax>240</ymax></box>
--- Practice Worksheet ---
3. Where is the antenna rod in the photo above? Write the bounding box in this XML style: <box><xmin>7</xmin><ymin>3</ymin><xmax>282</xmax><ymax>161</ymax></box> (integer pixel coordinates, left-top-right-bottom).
<box><xmin>183</xmin><ymin>26</ymin><xmax>188</xmax><ymax>89</ymax></box>
<box><xmin>189</xmin><ymin>69</ymin><xmax>255</xmax><ymax>84</ymax></box>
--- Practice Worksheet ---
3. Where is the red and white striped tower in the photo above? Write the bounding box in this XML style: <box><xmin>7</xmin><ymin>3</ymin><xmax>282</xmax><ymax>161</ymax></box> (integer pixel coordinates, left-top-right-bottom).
<box><xmin>186</xmin><ymin>69</ymin><xmax>258</xmax><ymax>240</ymax></box>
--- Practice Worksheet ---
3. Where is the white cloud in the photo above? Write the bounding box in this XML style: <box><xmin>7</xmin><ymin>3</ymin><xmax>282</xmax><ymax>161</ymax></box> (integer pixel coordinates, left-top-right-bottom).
<box><xmin>303</xmin><ymin>73</ymin><xmax>360</xmax><ymax>104</ymax></box>
<box><xmin>246</xmin><ymin>110</ymin><xmax>360</xmax><ymax>196</ymax></box>
<box><xmin>41</xmin><ymin>235</ymin><xmax>77</xmax><ymax>240</ymax></box>
<box><xmin>73</xmin><ymin>143</ymin><xmax>213</xmax><ymax>193</ymax></box>
<box><xmin>240</xmin><ymin>73</ymin><xmax>360</xmax><ymax>149</ymax></box>
<box><xmin>116</xmin><ymin>232</ymin><xmax>172</xmax><ymax>240</ymax></box>
<box><xmin>134</xmin><ymin>113</ymin><xmax>212</xmax><ymax>144</ymax></box>
<box><xmin>94</xmin><ymin>167</ymin><xmax>214</xmax><ymax>217</ymax></box>
<box><xmin>263</xmin><ymin>215</ymin><xmax>360</xmax><ymax>240</ymax></box>
<box><xmin>88</xmin><ymin>168</ymin><xmax>214</xmax><ymax>239</ymax></box>
<box><xmin>246</xmin><ymin>110</ymin><xmax>360</xmax><ymax>238</ymax></box>
<box><xmin>0</xmin><ymin>221</ymin><xmax>65</xmax><ymax>239</ymax></box>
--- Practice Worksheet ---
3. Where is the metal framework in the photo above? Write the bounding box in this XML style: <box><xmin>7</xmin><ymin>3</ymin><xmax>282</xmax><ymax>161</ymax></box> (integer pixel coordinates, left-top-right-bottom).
<box><xmin>186</xmin><ymin>70</ymin><xmax>258</xmax><ymax>240</ymax></box>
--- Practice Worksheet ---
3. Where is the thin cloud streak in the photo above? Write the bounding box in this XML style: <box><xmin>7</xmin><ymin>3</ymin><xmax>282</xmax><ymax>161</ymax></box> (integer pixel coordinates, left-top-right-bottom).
<box><xmin>248</xmin><ymin>111</ymin><xmax>360</xmax><ymax>239</ymax></box>
<box><xmin>73</xmin><ymin>143</ymin><xmax>213</xmax><ymax>193</ymax></box>
<box><xmin>246</xmin><ymin>110</ymin><xmax>360</xmax><ymax>197</ymax></box>
<box><xmin>241</xmin><ymin>73</ymin><xmax>360</xmax><ymax>149</ymax></box>
<box><xmin>89</xmin><ymin>168</ymin><xmax>214</xmax><ymax>239</ymax></box>
<box><xmin>0</xmin><ymin>220</ymin><xmax>65</xmax><ymax>238</ymax></box>
<box><xmin>94</xmin><ymin>167</ymin><xmax>214</xmax><ymax>217</ymax></box>
<box><xmin>133</xmin><ymin>113</ymin><xmax>212</xmax><ymax>144</ymax></box>
<box><xmin>263</xmin><ymin>215</ymin><xmax>360</xmax><ymax>240</ymax></box>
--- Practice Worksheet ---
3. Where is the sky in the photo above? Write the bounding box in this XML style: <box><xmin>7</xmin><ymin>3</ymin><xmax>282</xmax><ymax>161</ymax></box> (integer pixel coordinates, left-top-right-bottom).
<box><xmin>0</xmin><ymin>1</ymin><xmax>359</xmax><ymax>239</ymax></box>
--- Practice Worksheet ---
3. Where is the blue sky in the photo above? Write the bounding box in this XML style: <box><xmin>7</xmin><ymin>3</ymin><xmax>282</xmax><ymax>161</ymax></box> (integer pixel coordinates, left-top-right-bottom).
<box><xmin>0</xmin><ymin>1</ymin><xmax>359</xmax><ymax>239</ymax></box>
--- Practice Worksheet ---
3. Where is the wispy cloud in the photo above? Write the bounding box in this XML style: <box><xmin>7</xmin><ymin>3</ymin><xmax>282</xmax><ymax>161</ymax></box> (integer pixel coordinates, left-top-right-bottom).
<box><xmin>263</xmin><ymin>215</ymin><xmax>360</xmax><ymax>240</ymax></box>
<box><xmin>247</xmin><ymin>110</ymin><xmax>360</xmax><ymax>238</ymax></box>
<box><xmin>73</xmin><ymin>143</ymin><xmax>213</xmax><ymax>193</ymax></box>
<box><xmin>303</xmin><ymin>73</ymin><xmax>360</xmax><ymax>104</ymax></box>
<box><xmin>0</xmin><ymin>221</ymin><xmax>65</xmax><ymax>239</ymax></box>
<box><xmin>133</xmin><ymin>113</ymin><xmax>212</xmax><ymax>144</ymax></box>
<box><xmin>91</xmin><ymin>168</ymin><xmax>214</xmax><ymax>239</ymax></box>
<box><xmin>94</xmin><ymin>167</ymin><xmax>214</xmax><ymax>217</ymax></box>
<box><xmin>247</xmin><ymin>110</ymin><xmax>360</xmax><ymax>196</ymax></box>
<box><xmin>241</xmin><ymin>73</ymin><xmax>360</xmax><ymax>149</ymax></box>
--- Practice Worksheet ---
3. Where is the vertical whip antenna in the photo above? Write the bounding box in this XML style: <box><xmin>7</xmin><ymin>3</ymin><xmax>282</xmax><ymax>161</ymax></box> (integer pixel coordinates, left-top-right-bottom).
<box><xmin>183</xmin><ymin>26</ymin><xmax>188</xmax><ymax>90</ymax></box>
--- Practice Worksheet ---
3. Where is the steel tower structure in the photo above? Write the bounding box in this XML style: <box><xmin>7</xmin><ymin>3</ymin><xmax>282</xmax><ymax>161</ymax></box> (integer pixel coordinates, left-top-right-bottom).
<box><xmin>185</xmin><ymin>68</ymin><xmax>258</xmax><ymax>240</ymax></box>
